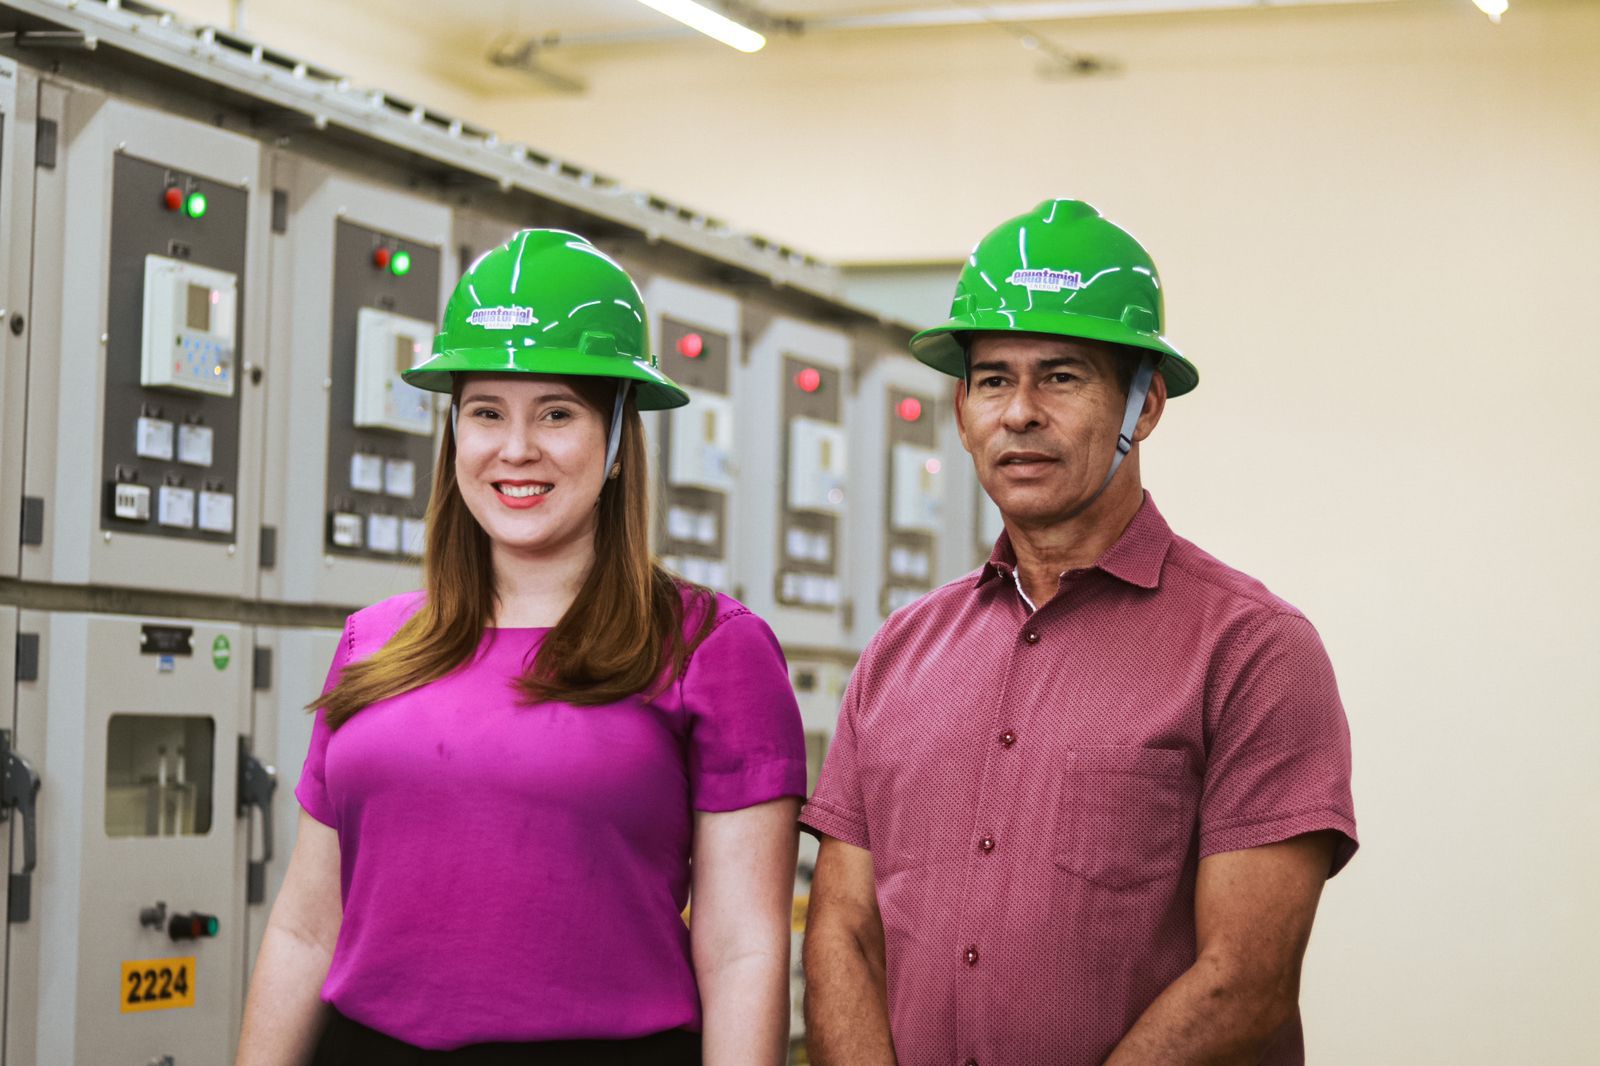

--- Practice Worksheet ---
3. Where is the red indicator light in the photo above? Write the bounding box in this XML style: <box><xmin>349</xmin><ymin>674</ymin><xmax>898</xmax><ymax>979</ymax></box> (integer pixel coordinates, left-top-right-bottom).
<box><xmin>372</xmin><ymin>247</ymin><xmax>393</xmax><ymax>270</ymax></box>
<box><xmin>795</xmin><ymin>367</ymin><xmax>822</xmax><ymax>393</ymax></box>
<box><xmin>677</xmin><ymin>332</ymin><xmax>704</xmax><ymax>359</ymax></box>
<box><xmin>162</xmin><ymin>187</ymin><xmax>184</xmax><ymax>212</ymax></box>
<box><xmin>896</xmin><ymin>397</ymin><xmax>923</xmax><ymax>422</ymax></box>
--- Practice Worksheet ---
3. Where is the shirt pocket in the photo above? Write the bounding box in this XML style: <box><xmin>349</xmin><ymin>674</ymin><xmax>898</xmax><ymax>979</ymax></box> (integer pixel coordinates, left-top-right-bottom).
<box><xmin>1052</xmin><ymin>746</ymin><xmax>1196</xmax><ymax>890</ymax></box>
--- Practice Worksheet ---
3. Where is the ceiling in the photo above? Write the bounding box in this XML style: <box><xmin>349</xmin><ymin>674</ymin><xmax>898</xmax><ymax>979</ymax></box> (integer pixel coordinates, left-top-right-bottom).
<box><xmin>386</xmin><ymin>1</ymin><xmax>1407</xmax><ymax>52</ymax></box>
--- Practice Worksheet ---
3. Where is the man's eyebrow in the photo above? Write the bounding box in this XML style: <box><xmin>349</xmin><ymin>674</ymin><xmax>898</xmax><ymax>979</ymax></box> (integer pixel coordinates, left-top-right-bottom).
<box><xmin>968</xmin><ymin>355</ymin><xmax>1091</xmax><ymax>375</ymax></box>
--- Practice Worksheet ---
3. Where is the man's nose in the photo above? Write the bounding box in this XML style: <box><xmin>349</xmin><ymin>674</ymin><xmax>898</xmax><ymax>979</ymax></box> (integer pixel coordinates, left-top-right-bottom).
<box><xmin>1000</xmin><ymin>383</ymin><xmax>1044</xmax><ymax>432</ymax></box>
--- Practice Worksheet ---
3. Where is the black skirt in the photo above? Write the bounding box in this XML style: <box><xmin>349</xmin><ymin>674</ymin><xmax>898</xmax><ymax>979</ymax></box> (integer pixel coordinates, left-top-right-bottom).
<box><xmin>312</xmin><ymin>1008</ymin><xmax>703</xmax><ymax>1066</ymax></box>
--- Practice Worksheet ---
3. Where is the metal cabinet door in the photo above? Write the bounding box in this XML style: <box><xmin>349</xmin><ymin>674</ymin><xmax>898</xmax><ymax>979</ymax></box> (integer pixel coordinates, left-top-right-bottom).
<box><xmin>16</xmin><ymin>611</ymin><xmax>252</xmax><ymax>1065</ymax></box>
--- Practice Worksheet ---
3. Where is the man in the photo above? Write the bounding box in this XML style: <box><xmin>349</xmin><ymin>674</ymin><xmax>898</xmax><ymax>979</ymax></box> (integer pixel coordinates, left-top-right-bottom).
<box><xmin>801</xmin><ymin>200</ymin><xmax>1357</xmax><ymax>1065</ymax></box>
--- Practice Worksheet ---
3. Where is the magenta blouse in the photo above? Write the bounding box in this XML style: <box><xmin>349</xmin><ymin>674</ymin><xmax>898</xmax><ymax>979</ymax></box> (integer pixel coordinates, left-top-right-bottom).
<box><xmin>296</xmin><ymin>590</ymin><xmax>806</xmax><ymax>1049</ymax></box>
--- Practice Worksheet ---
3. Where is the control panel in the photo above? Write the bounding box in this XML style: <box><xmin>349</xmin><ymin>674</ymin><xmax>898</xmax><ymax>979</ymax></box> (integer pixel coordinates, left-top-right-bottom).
<box><xmin>139</xmin><ymin>255</ymin><xmax>237</xmax><ymax>397</ymax></box>
<box><xmin>323</xmin><ymin>221</ymin><xmax>440</xmax><ymax>559</ymax></box>
<box><xmin>101</xmin><ymin>154</ymin><xmax>247</xmax><ymax>542</ymax></box>
<box><xmin>778</xmin><ymin>357</ymin><xmax>846</xmax><ymax>611</ymax></box>
<box><xmin>658</xmin><ymin>317</ymin><xmax>734</xmax><ymax>591</ymax></box>
<box><xmin>883</xmin><ymin>388</ymin><xmax>943</xmax><ymax>615</ymax></box>
<box><xmin>353</xmin><ymin>307</ymin><xmax>434</xmax><ymax>436</ymax></box>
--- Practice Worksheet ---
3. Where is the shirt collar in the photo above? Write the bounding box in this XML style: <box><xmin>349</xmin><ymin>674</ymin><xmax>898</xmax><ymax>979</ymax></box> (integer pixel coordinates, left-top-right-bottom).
<box><xmin>976</xmin><ymin>491</ymin><xmax>1172</xmax><ymax>592</ymax></box>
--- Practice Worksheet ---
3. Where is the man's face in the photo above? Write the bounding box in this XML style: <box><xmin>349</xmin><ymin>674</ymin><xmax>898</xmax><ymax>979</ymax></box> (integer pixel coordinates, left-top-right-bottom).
<box><xmin>956</xmin><ymin>333</ymin><xmax>1149</xmax><ymax>529</ymax></box>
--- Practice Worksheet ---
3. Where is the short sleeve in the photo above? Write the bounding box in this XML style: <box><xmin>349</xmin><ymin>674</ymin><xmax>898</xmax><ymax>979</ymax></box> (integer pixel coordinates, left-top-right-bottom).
<box><xmin>798</xmin><ymin>658</ymin><xmax>870</xmax><ymax>849</ymax></box>
<box><xmin>1200</xmin><ymin>611</ymin><xmax>1359</xmax><ymax>876</ymax></box>
<box><xmin>680</xmin><ymin>610</ymin><xmax>807</xmax><ymax>812</ymax></box>
<box><xmin>294</xmin><ymin>618</ymin><xmax>354</xmax><ymax>829</ymax></box>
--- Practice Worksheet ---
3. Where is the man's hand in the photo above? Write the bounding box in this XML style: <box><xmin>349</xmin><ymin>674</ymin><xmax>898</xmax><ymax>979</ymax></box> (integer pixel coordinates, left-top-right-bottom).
<box><xmin>802</xmin><ymin>836</ymin><xmax>897</xmax><ymax>1066</ymax></box>
<box><xmin>1104</xmin><ymin>831</ymin><xmax>1337</xmax><ymax>1065</ymax></box>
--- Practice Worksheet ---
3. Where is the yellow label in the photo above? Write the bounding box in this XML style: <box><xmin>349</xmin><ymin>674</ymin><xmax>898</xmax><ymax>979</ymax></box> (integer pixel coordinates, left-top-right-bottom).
<box><xmin>120</xmin><ymin>957</ymin><xmax>196</xmax><ymax>1013</ymax></box>
<box><xmin>792</xmin><ymin>893</ymin><xmax>810</xmax><ymax>934</ymax></box>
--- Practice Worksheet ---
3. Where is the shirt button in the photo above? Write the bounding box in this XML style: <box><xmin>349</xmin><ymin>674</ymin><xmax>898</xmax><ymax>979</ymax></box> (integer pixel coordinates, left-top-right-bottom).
<box><xmin>1023</xmin><ymin>629</ymin><xmax>1040</xmax><ymax>645</ymax></box>
<box><xmin>999</xmin><ymin>730</ymin><xmax>1016</xmax><ymax>747</ymax></box>
<box><xmin>964</xmin><ymin>945</ymin><xmax>979</xmax><ymax>966</ymax></box>
<box><xmin>979</xmin><ymin>836</ymin><xmax>995</xmax><ymax>853</ymax></box>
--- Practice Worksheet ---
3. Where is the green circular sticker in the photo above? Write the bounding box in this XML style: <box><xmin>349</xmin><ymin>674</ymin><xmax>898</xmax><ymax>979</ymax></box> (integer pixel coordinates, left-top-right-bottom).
<box><xmin>211</xmin><ymin>635</ymin><xmax>231</xmax><ymax>671</ymax></box>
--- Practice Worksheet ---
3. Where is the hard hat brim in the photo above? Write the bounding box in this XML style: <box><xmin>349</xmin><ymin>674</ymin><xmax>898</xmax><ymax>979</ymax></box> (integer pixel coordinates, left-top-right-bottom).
<box><xmin>402</xmin><ymin>346</ymin><xmax>691</xmax><ymax>410</ymax></box>
<box><xmin>910</xmin><ymin>311</ymin><xmax>1199</xmax><ymax>397</ymax></box>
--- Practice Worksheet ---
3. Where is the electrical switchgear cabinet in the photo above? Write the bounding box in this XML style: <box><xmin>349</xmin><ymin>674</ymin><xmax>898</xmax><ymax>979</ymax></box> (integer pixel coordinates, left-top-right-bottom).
<box><xmin>19</xmin><ymin>88</ymin><xmax>268</xmax><ymax>597</ymax></box>
<box><xmin>13</xmin><ymin>610</ymin><xmax>256</xmax><ymax>1065</ymax></box>
<box><xmin>0</xmin><ymin>58</ymin><xmax>34</xmax><ymax>581</ymax></box>
<box><xmin>256</xmin><ymin>153</ymin><xmax>449</xmax><ymax>609</ymax></box>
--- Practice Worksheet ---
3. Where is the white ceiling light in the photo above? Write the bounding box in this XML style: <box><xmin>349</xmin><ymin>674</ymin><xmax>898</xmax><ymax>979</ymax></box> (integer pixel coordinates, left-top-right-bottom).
<box><xmin>1471</xmin><ymin>0</ymin><xmax>1508</xmax><ymax>23</ymax></box>
<box><xmin>634</xmin><ymin>0</ymin><xmax>767</xmax><ymax>52</ymax></box>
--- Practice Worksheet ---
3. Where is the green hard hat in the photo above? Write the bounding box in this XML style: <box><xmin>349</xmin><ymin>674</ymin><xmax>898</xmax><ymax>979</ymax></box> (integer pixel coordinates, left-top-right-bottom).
<box><xmin>404</xmin><ymin>229</ymin><xmax>690</xmax><ymax>410</ymax></box>
<box><xmin>910</xmin><ymin>200</ymin><xmax>1198</xmax><ymax>397</ymax></box>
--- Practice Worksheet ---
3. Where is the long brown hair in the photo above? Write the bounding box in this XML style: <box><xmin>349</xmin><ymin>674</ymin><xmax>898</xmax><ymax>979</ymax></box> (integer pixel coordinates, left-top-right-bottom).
<box><xmin>315</xmin><ymin>381</ymin><xmax>715</xmax><ymax>727</ymax></box>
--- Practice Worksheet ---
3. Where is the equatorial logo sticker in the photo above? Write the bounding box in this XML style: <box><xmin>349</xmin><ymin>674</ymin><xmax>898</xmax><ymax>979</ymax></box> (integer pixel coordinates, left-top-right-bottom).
<box><xmin>467</xmin><ymin>306</ymin><xmax>536</xmax><ymax>329</ymax></box>
<box><xmin>1007</xmin><ymin>268</ymin><xmax>1084</xmax><ymax>293</ymax></box>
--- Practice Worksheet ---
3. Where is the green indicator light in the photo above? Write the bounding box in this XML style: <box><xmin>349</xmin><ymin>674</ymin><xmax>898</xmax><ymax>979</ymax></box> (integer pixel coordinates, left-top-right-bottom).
<box><xmin>185</xmin><ymin>192</ymin><xmax>208</xmax><ymax>219</ymax></box>
<box><xmin>205</xmin><ymin>917</ymin><xmax>219</xmax><ymax>936</ymax></box>
<box><xmin>390</xmin><ymin>250</ymin><xmax>412</xmax><ymax>277</ymax></box>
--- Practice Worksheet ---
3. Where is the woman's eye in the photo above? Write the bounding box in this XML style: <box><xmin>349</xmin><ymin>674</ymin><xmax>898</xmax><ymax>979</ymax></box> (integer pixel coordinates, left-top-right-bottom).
<box><xmin>469</xmin><ymin>408</ymin><xmax>499</xmax><ymax>420</ymax></box>
<box><xmin>543</xmin><ymin>408</ymin><xmax>572</xmax><ymax>422</ymax></box>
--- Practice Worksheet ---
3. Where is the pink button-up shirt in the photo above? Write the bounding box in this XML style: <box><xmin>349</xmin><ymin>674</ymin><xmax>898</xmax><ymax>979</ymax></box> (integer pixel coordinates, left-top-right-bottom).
<box><xmin>801</xmin><ymin>494</ymin><xmax>1357</xmax><ymax>1066</ymax></box>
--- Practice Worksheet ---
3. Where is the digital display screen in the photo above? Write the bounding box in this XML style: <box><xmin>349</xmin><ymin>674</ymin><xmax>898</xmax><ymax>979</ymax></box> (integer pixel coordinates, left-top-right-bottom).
<box><xmin>394</xmin><ymin>335</ymin><xmax>415</xmax><ymax>376</ymax></box>
<box><xmin>186</xmin><ymin>284</ymin><xmax>211</xmax><ymax>332</ymax></box>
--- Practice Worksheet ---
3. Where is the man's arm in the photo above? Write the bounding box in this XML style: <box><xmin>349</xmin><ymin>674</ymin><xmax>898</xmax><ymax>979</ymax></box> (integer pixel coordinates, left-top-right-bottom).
<box><xmin>1104</xmin><ymin>831</ymin><xmax>1337</xmax><ymax>1066</ymax></box>
<box><xmin>802</xmin><ymin>836</ymin><xmax>897</xmax><ymax>1066</ymax></box>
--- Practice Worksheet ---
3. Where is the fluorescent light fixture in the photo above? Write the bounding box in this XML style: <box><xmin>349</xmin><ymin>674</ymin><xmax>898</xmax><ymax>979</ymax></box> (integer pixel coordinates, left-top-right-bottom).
<box><xmin>635</xmin><ymin>0</ymin><xmax>767</xmax><ymax>52</ymax></box>
<box><xmin>1472</xmin><ymin>0</ymin><xmax>1508</xmax><ymax>22</ymax></box>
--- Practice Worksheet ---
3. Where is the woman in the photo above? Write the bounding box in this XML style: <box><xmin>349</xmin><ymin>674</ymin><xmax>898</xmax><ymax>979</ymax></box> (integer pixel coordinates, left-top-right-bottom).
<box><xmin>236</xmin><ymin>230</ymin><xmax>806</xmax><ymax>1065</ymax></box>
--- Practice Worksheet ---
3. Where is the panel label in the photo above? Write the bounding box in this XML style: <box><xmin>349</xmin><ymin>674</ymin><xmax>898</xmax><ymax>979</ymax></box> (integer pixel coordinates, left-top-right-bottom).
<box><xmin>120</xmin><ymin>956</ymin><xmax>196</xmax><ymax>1013</ymax></box>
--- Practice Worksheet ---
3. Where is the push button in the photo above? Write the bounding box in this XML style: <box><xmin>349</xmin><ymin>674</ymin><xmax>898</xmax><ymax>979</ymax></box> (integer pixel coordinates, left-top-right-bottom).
<box><xmin>168</xmin><ymin>912</ymin><xmax>219</xmax><ymax>941</ymax></box>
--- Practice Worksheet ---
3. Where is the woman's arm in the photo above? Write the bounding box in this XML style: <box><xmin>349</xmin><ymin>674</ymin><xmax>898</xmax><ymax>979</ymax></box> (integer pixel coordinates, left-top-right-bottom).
<box><xmin>690</xmin><ymin>797</ymin><xmax>800</xmax><ymax>1066</ymax></box>
<box><xmin>235</xmin><ymin>810</ymin><xmax>343</xmax><ymax>1066</ymax></box>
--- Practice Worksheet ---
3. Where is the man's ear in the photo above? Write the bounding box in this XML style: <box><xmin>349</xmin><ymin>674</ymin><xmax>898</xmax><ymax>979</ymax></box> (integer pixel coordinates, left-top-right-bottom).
<box><xmin>1133</xmin><ymin>367</ymin><xmax>1168</xmax><ymax>444</ymax></box>
<box><xmin>954</xmin><ymin>378</ymin><xmax>975</xmax><ymax>456</ymax></box>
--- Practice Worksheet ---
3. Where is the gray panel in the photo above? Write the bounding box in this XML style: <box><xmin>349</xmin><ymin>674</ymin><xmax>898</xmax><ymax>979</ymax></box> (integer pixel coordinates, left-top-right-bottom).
<box><xmin>778</xmin><ymin>356</ymin><xmax>841</xmax><ymax>590</ymax></box>
<box><xmin>657</xmin><ymin>320</ymin><xmax>731</xmax><ymax>562</ymax></box>
<box><xmin>885</xmin><ymin>384</ymin><xmax>937</xmax><ymax>610</ymax></box>
<box><xmin>322</xmin><ymin>219</ymin><xmax>439</xmax><ymax>560</ymax></box>
<box><xmin>100</xmin><ymin>152</ymin><xmax>247</xmax><ymax>542</ymax></box>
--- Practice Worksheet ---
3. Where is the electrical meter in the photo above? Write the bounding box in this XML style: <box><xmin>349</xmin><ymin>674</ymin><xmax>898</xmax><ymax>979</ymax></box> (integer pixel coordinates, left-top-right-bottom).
<box><xmin>891</xmin><ymin>443</ymin><xmax>943</xmax><ymax>533</ymax></box>
<box><xmin>139</xmin><ymin>255</ymin><xmax>238</xmax><ymax>397</ymax></box>
<box><xmin>352</xmin><ymin>308</ymin><xmax>435</xmax><ymax>436</ymax></box>
<box><xmin>667</xmin><ymin>391</ymin><xmax>735</xmax><ymax>492</ymax></box>
<box><xmin>787</xmin><ymin>417</ymin><xmax>847</xmax><ymax>514</ymax></box>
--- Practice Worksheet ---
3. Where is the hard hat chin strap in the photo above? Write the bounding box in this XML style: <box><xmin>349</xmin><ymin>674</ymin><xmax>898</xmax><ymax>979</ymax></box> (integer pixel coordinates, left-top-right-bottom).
<box><xmin>602</xmin><ymin>381</ymin><xmax>631</xmax><ymax>478</ymax></box>
<box><xmin>1064</xmin><ymin>353</ymin><xmax>1156</xmax><ymax>521</ymax></box>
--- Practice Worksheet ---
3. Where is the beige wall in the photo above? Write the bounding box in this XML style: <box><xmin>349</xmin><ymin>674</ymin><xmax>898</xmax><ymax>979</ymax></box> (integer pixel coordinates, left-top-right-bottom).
<box><xmin>159</xmin><ymin>0</ymin><xmax>1600</xmax><ymax>1060</ymax></box>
